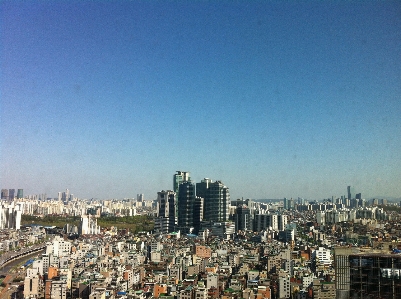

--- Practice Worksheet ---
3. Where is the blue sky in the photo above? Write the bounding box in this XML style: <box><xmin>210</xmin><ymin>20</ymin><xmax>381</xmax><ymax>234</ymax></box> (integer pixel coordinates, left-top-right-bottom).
<box><xmin>1</xmin><ymin>1</ymin><xmax>400</xmax><ymax>200</ymax></box>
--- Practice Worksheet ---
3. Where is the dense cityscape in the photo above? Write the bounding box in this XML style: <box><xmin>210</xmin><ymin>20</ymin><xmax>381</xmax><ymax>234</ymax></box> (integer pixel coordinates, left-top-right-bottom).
<box><xmin>2</xmin><ymin>1</ymin><xmax>400</xmax><ymax>299</ymax></box>
<box><xmin>0</xmin><ymin>171</ymin><xmax>400</xmax><ymax>299</ymax></box>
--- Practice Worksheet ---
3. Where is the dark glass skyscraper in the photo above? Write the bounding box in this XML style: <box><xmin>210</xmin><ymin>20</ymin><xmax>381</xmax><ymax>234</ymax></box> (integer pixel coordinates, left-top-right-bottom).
<box><xmin>235</xmin><ymin>204</ymin><xmax>251</xmax><ymax>231</ymax></box>
<box><xmin>347</xmin><ymin>185</ymin><xmax>355</xmax><ymax>200</ymax></box>
<box><xmin>174</xmin><ymin>171</ymin><xmax>190</xmax><ymax>220</ymax></box>
<box><xmin>1</xmin><ymin>189</ymin><xmax>8</xmax><ymax>200</ymax></box>
<box><xmin>177</xmin><ymin>181</ymin><xmax>195</xmax><ymax>233</ymax></box>
<box><xmin>196</xmin><ymin>179</ymin><xmax>230</xmax><ymax>222</ymax></box>
<box><xmin>173</xmin><ymin>171</ymin><xmax>190</xmax><ymax>194</ymax></box>
<box><xmin>8</xmin><ymin>189</ymin><xmax>15</xmax><ymax>201</ymax></box>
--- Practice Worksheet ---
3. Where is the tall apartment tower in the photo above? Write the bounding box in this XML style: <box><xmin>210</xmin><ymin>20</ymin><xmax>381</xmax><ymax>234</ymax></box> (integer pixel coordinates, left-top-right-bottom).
<box><xmin>278</xmin><ymin>214</ymin><xmax>288</xmax><ymax>231</ymax></box>
<box><xmin>137</xmin><ymin>194</ymin><xmax>144</xmax><ymax>202</ymax></box>
<box><xmin>196</xmin><ymin>179</ymin><xmax>230</xmax><ymax>222</ymax></box>
<box><xmin>17</xmin><ymin>189</ymin><xmax>23</xmax><ymax>199</ymax></box>
<box><xmin>177</xmin><ymin>181</ymin><xmax>195</xmax><ymax>233</ymax></box>
<box><xmin>156</xmin><ymin>190</ymin><xmax>176</xmax><ymax>233</ymax></box>
<box><xmin>235</xmin><ymin>204</ymin><xmax>251</xmax><ymax>231</ymax></box>
<box><xmin>193</xmin><ymin>196</ymin><xmax>204</xmax><ymax>234</ymax></box>
<box><xmin>1</xmin><ymin>189</ymin><xmax>8</xmax><ymax>200</ymax></box>
<box><xmin>347</xmin><ymin>186</ymin><xmax>355</xmax><ymax>200</ymax></box>
<box><xmin>174</xmin><ymin>171</ymin><xmax>191</xmax><ymax>193</ymax></box>
<box><xmin>283</xmin><ymin>197</ymin><xmax>288</xmax><ymax>210</ymax></box>
<box><xmin>61</xmin><ymin>189</ymin><xmax>69</xmax><ymax>202</ymax></box>
<box><xmin>174</xmin><ymin>171</ymin><xmax>190</xmax><ymax>219</ymax></box>
<box><xmin>8</xmin><ymin>189</ymin><xmax>15</xmax><ymax>201</ymax></box>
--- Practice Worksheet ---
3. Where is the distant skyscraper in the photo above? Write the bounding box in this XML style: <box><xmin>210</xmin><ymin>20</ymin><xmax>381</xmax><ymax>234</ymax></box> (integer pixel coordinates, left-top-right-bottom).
<box><xmin>197</xmin><ymin>179</ymin><xmax>230</xmax><ymax>222</ymax></box>
<box><xmin>137</xmin><ymin>194</ymin><xmax>144</xmax><ymax>202</ymax></box>
<box><xmin>62</xmin><ymin>189</ymin><xmax>69</xmax><ymax>202</ymax></box>
<box><xmin>17</xmin><ymin>189</ymin><xmax>23</xmax><ymax>199</ymax></box>
<box><xmin>297</xmin><ymin>197</ymin><xmax>305</xmax><ymax>205</ymax></box>
<box><xmin>1</xmin><ymin>189</ymin><xmax>8</xmax><ymax>200</ymax></box>
<box><xmin>8</xmin><ymin>189</ymin><xmax>15</xmax><ymax>200</ymax></box>
<box><xmin>177</xmin><ymin>181</ymin><xmax>195</xmax><ymax>233</ymax></box>
<box><xmin>283</xmin><ymin>197</ymin><xmax>288</xmax><ymax>209</ymax></box>
<box><xmin>347</xmin><ymin>186</ymin><xmax>355</xmax><ymax>200</ymax></box>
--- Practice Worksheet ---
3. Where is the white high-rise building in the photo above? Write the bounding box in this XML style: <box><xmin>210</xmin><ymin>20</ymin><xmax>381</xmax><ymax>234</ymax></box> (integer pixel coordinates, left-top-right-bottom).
<box><xmin>278</xmin><ymin>272</ymin><xmax>291</xmax><ymax>298</ymax></box>
<box><xmin>0</xmin><ymin>203</ymin><xmax>21</xmax><ymax>230</ymax></box>
<box><xmin>278</xmin><ymin>214</ymin><xmax>288</xmax><ymax>231</ymax></box>
<box><xmin>52</xmin><ymin>236</ymin><xmax>71</xmax><ymax>257</ymax></box>
<box><xmin>31</xmin><ymin>260</ymin><xmax>44</xmax><ymax>276</ymax></box>
<box><xmin>79</xmin><ymin>215</ymin><xmax>100</xmax><ymax>235</ymax></box>
<box><xmin>155</xmin><ymin>190</ymin><xmax>176</xmax><ymax>234</ymax></box>
<box><xmin>270</xmin><ymin>214</ymin><xmax>278</xmax><ymax>230</ymax></box>
<box><xmin>317</xmin><ymin>211</ymin><xmax>326</xmax><ymax>225</ymax></box>
<box><xmin>313</xmin><ymin>247</ymin><xmax>332</xmax><ymax>266</ymax></box>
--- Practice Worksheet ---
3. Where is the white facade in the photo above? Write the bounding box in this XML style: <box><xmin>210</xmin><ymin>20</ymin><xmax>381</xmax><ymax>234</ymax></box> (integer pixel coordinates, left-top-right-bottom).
<box><xmin>207</xmin><ymin>273</ymin><xmax>218</xmax><ymax>289</ymax></box>
<box><xmin>270</xmin><ymin>214</ymin><xmax>278</xmax><ymax>230</ymax></box>
<box><xmin>279</xmin><ymin>275</ymin><xmax>291</xmax><ymax>298</ymax></box>
<box><xmin>0</xmin><ymin>203</ymin><xmax>22</xmax><ymax>230</ymax></box>
<box><xmin>51</xmin><ymin>280</ymin><xmax>67</xmax><ymax>299</ymax></box>
<box><xmin>53</xmin><ymin>236</ymin><xmax>71</xmax><ymax>257</ymax></box>
<box><xmin>79</xmin><ymin>215</ymin><xmax>100</xmax><ymax>235</ymax></box>
<box><xmin>313</xmin><ymin>247</ymin><xmax>332</xmax><ymax>266</ymax></box>
<box><xmin>278</xmin><ymin>214</ymin><xmax>288</xmax><ymax>231</ymax></box>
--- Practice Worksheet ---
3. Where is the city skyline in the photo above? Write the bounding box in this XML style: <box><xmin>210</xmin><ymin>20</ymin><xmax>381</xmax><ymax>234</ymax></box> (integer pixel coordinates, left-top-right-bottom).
<box><xmin>1</xmin><ymin>181</ymin><xmax>398</xmax><ymax>203</ymax></box>
<box><xmin>1</xmin><ymin>1</ymin><xmax>401</xmax><ymax>200</ymax></box>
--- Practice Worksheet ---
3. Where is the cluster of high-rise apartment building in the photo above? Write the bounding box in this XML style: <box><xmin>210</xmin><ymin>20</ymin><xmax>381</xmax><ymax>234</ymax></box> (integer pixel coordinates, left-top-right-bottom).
<box><xmin>1</xmin><ymin>188</ymin><xmax>24</xmax><ymax>200</ymax></box>
<box><xmin>0</xmin><ymin>202</ymin><xmax>22</xmax><ymax>230</ymax></box>
<box><xmin>155</xmin><ymin>171</ymin><xmax>230</xmax><ymax>235</ymax></box>
<box><xmin>2</xmin><ymin>177</ymin><xmax>401</xmax><ymax>299</ymax></box>
<box><xmin>154</xmin><ymin>172</ymin><xmax>292</xmax><ymax>242</ymax></box>
<box><xmin>0</xmin><ymin>188</ymin><xmax>23</xmax><ymax>229</ymax></box>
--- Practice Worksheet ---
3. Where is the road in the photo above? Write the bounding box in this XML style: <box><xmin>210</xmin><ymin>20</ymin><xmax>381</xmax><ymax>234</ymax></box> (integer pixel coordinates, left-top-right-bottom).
<box><xmin>0</xmin><ymin>249</ymin><xmax>45</xmax><ymax>299</ymax></box>
<box><xmin>0</xmin><ymin>248</ymin><xmax>45</xmax><ymax>276</ymax></box>
<box><xmin>0</xmin><ymin>245</ymin><xmax>45</xmax><ymax>269</ymax></box>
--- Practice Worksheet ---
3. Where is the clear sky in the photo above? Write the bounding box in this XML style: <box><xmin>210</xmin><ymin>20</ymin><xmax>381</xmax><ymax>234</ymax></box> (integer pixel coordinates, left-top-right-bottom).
<box><xmin>1</xmin><ymin>1</ymin><xmax>400</xmax><ymax>201</ymax></box>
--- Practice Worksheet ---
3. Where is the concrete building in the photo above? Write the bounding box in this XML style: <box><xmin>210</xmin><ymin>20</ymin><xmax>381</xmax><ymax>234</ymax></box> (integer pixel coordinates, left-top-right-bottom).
<box><xmin>313</xmin><ymin>247</ymin><xmax>332</xmax><ymax>266</ymax></box>
<box><xmin>335</xmin><ymin>247</ymin><xmax>401</xmax><ymax>299</ymax></box>
<box><xmin>177</xmin><ymin>181</ymin><xmax>195</xmax><ymax>233</ymax></box>
<box><xmin>155</xmin><ymin>190</ymin><xmax>176</xmax><ymax>233</ymax></box>
<box><xmin>24</xmin><ymin>275</ymin><xmax>41</xmax><ymax>298</ymax></box>
<box><xmin>196</xmin><ymin>179</ymin><xmax>230</xmax><ymax>223</ymax></box>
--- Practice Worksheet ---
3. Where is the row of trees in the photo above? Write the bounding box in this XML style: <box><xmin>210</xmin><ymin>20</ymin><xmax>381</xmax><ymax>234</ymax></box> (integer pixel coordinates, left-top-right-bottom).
<box><xmin>21</xmin><ymin>214</ymin><xmax>154</xmax><ymax>233</ymax></box>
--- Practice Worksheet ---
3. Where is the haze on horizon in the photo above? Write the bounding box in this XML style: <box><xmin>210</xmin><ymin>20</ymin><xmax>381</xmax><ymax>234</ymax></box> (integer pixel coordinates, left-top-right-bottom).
<box><xmin>1</xmin><ymin>1</ymin><xmax>400</xmax><ymax>201</ymax></box>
